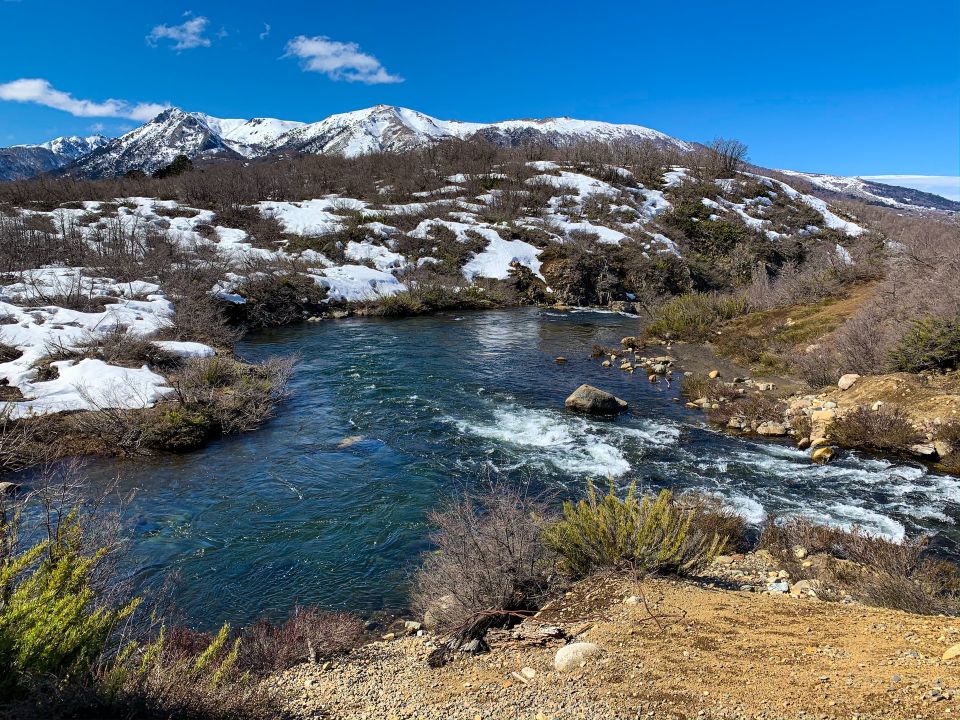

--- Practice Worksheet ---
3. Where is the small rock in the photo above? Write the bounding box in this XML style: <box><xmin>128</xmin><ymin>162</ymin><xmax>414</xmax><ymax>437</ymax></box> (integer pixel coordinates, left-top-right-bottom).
<box><xmin>838</xmin><ymin>373</ymin><xmax>861</xmax><ymax>390</ymax></box>
<box><xmin>810</xmin><ymin>436</ymin><xmax>830</xmax><ymax>449</ymax></box>
<box><xmin>797</xmin><ymin>437</ymin><xmax>812</xmax><ymax>450</ymax></box>
<box><xmin>793</xmin><ymin>546</ymin><xmax>808</xmax><ymax>560</ymax></box>
<box><xmin>403</xmin><ymin>620</ymin><xmax>422</xmax><ymax>634</ymax></box>
<box><xmin>336</xmin><ymin>435</ymin><xmax>364</xmax><ymax>449</ymax></box>
<box><xmin>767</xmin><ymin>581</ymin><xmax>790</xmax><ymax>593</ymax></box>
<box><xmin>648</xmin><ymin>374</ymin><xmax>657</xmax><ymax>382</ymax></box>
<box><xmin>554</xmin><ymin>642</ymin><xmax>601</xmax><ymax>671</ymax></box>
<box><xmin>757</xmin><ymin>422</ymin><xmax>788</xmax><ymax>436</ymax></box>
<box><xmin>934</xmin><ymin>440</ymin><xmax>954</xmax><ymax>457</ymax></box>
<box><xmin>520</xmin><ymin>667</ymin><xmax>536</xmax><ymax>680</ymax></box>
<box><xmin>381</xmin><ymin>632</ymin><xmax>396</xmax><ymax>641</ymax></box>
<box><xmin>554</xmin><ymin>356</ymin><xmax>567</xmax><ymax>364</ymax></box>
<box><xmin>620</xmin><ymin>336</ymin><xmax>639</xmax><ymax>350</ymax></box>
<box><xmin>811</xmin><ymin>446</ymin><xmax>834</xmax><ymax>464</ymax></box>
<box><xmin>714</xmin><ymin>555</ymin><xmax>735</xmax><ymax>565</ymax></box>
<box><xmin>601</xmin><ymin>360</ymin><xmax>611</xmax><ymax>367</ymax></box>
<box><xmin>0</xmin><ymin>481</ymin><xmax>18</xmax><ymax>495</ymax></box>
<box><xmin>708</xmin><ymin>369</ymin><xmax>720</xmax><ymax>379</ymax></box>
<box><xmin>943</xmin><ymin>643</ymin><xmax>960</xmax><ymax>661</ymax></box>
<box><xmin>871</xmin><ymin>400</ymin><xmax>884</xmax><ymax>411</ymax></box>
<box><xmin>910</xmin><ymin>443</ymin><xmax>938</xmax><ymax>457</ymax></box>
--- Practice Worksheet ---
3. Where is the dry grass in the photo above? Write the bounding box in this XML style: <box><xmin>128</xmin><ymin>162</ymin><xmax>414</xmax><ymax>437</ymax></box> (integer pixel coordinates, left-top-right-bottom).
<box><xmin>759</xmin><ymin>517</ymin><xmax>960</xmax><ymax>615</ymax></box>
<box><xmin>828</xmin><ymin>405</ymin><xmax>923</xmax><ymax>453</ymax></box>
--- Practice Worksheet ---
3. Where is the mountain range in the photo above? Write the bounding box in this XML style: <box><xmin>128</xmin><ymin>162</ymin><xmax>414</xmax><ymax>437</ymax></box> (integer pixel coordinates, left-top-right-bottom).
<box><xmin>0</xmin><ymin>104</ymin><xmax>955</xmax><ymax>213</ymax></box>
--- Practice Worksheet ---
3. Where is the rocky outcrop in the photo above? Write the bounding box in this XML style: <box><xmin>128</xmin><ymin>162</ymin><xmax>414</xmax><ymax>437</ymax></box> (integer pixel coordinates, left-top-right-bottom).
<box><xmin>564</xmin><ymin>384</ymin><xmax>628</xmax><ymax>415</ymax></box>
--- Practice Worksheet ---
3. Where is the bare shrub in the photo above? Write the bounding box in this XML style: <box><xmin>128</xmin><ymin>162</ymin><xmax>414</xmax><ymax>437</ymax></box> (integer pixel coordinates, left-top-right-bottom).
<box><xmin>759</xmin><ymin>517</ymin><xmax>960</xmax><ymax>615</ymax></box>
<box><xmin>411</xmin><ymin>484</ymin><xmax>556</xmax><ymax>664</ymax></box>
<box><xmin>708</xmin><ymin>392</ymin><xmax>786</xmax><ymax>428</ymax></box>
<box><xmin>228</xmin><ymin>271</ymin><xmax>328</xmax><ymax>329</ymax></box>
<box><xmin>828</xmin><ymin>405</ymin><xmax>923</xmax><ymax>453</ymax></box>
<box><xmin>70</xmin><ymin>326</ymin><xmax>182</xmax><ymax>370</ymax></box>
<box><xmin>238</xmin><ymin>608</ymin><xmax>363</xmax><ymax>672</ymax></box>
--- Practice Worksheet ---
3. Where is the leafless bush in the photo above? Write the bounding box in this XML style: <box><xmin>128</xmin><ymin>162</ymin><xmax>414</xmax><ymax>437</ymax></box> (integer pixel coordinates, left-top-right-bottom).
<box><xmin>238</xmin><ymin>608</ymin><xmax>363</xmax><ymax>672</ymax></box>
<box><xmin>689</xmin><ymin>138</ymin><xmax>748</xmax><ymax>180</ymax></box>
<box><xmin>69</xmin><ymin>326</ymin><xmax>182</xmax><ymax>370</ymax></box>
<box><xmin>411</xmin><ymin>483</ymin><xmax>557</xmax><ymax>663</ymax></box>
<box><xmin>675</xmin><ymin>492</ymin><xmax>748</xmax><ymax>551</ymax></box>
<box><xmin>828</xmin><ymin>405</ymin><xmax>923</xmax><ymax>453</ymax></box>
<box><xmin>759</xmin><ymin>516</ymin><xmax>960</xmax><ymax>614</ymax></box>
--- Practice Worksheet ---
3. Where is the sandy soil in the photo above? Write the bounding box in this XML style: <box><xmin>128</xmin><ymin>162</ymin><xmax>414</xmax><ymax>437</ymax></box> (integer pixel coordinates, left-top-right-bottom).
<box><xmin>272</xmin><ymin>571</ymin><xmax>960</xmax><ymax>720</ymax></box>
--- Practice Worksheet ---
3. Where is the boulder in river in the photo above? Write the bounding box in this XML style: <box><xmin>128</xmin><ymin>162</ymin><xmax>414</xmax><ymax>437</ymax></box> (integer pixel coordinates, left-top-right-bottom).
<box><xmin>564</xmin><ymin>384</ymin><xmax>628</xmax><ymax>415</ymax></box>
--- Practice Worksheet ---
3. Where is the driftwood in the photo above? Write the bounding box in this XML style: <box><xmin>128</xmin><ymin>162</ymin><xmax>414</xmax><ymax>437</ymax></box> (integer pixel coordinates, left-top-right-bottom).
<box><xmin>427</xmin><ymin>609</ymin><xmax>533</xmax><ymax>667</ymax></box>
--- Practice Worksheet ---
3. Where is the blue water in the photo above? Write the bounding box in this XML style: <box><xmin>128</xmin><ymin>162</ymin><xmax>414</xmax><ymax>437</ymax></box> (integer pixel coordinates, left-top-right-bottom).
<box><xmin>67</xmin><ymin>308</ymin><xmax>960</xmax><ymax>628</ymax></box>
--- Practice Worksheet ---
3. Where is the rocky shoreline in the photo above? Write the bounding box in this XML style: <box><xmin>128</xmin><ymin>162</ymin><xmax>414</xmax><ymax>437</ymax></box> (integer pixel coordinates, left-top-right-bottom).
<box><xmin>588</xmin><ymin>332</ymin><xmax>960</xmax><ymax>477</ymax></box>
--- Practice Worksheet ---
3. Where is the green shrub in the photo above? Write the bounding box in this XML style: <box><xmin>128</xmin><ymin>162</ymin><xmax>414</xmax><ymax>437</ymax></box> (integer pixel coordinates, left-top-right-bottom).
<box><xmin>888</xmin><ymin>314</ymin><xmax>960</xmax><ymax>373</ymax></box>
<box><xmin>0</xmin><ymin>512</ymin><xmax>138</xmax><ymax>699</ymax></box>
<box><xmin>542</xmin><ymin>483</ymin><xmax>729</xmax><ymax>578</ymax></box>
<box><xmin>138</xmin><ymin>406</ymin><xmax>216</xmax><ymax>452</ymax></box>
<box><xmin>646</xmin><ymin>292</ymin><xmax>747</xmax><ymax>342</ymax></box>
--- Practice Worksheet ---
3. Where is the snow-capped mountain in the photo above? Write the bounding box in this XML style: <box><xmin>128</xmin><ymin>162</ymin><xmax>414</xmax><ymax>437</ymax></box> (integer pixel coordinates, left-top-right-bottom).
<box><xmin>0</xmin><ymin>105</ymin><xmax>953</xmax><ymax>216</ymax></box>
<box><xmin>266</xmin><ymin>104</ymin><xmax>691</xmax><ymax>157</ymax></box>
<box><xmin>0</xmin><ymin>134</ymin><xmax>107</xmax><ymax>181</ymax></box>
<box><xmin>56</xmin><ymin>104</ymin><xmax>692</xmax><ymax>177</ymax></box>
<box><xmin>191</xmin><ymin>114</ymin><xmax>306</xmax><ymax>157</ymax></box>
<box><xmin>69</xmin><ymin>108</ymin><xmax>246</xmax><ymax>178</ymax></box>
<box><xmin>777</xmin><ymin>170</ymin><xmax>959</xmax><ymax>213</ymax></box>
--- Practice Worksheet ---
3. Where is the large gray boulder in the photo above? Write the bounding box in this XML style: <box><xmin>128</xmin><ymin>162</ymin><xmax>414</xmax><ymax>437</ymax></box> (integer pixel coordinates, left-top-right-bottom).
<box><xmin>564</xmin><ymin>384</ymin><xmax>628</xmax><ymax>415</ymax></box>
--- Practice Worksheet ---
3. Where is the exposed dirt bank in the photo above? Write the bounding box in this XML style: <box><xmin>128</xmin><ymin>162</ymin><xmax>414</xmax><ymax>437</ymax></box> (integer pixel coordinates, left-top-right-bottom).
<box><xmin>271</xmin><ymin>566</ymin><xmax>960</xmax><ymax>719</ymax></box>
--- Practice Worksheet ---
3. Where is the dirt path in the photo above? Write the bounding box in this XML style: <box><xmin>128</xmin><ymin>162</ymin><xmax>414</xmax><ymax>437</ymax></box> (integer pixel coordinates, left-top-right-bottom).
<box><xmin>272</xmin><ymin>574</ymin><xmax>960</xmax><ymax>719</ymax></box>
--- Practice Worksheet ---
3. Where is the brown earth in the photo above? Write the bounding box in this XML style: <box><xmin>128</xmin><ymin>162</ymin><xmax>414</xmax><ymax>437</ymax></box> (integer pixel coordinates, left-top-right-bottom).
<box><xmin>816</xmin><ymin>373</ymin><xmax>960</xmax><ymax>429</ymax></box>
<box><xmin>272</xmin><ymin>568</ymin><xmax>960</xmax><ymax>720</ymax></box>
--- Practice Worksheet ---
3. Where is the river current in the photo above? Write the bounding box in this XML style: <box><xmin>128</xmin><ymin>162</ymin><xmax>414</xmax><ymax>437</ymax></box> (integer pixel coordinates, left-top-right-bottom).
<box><xmin>70</xmin><ymin>308</ymin><xmax>960</xmax><ymax>627</ymax></box>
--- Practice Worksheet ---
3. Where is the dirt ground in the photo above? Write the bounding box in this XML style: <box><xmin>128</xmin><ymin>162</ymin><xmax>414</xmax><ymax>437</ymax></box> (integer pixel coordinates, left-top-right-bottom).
<box><xmin>273</xmin><ymin>572</ymin><xmax>960</xmax><ymax>720</ymax></box>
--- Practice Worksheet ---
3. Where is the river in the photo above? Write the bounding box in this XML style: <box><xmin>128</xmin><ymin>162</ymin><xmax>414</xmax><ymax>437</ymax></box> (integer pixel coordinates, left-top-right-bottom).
<box><xmin>66</xmin><ymin>308</ymin><xmax>960</xmax><ymax>628</ymax></box>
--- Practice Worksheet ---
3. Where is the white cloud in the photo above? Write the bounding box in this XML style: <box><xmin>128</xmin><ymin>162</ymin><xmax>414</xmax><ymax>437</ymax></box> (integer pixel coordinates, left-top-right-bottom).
<box><xmin>861</xmin><ymin>175</ymin><xmax>960</xmax><ymax>202</ymax></box>
<box><xmin>0</xmin><ymin>78</ymin><xmax>168</xmax><ymax>121</ymax></box>
<box><xmin>147</xmin><ymin>15</ymin><xmax>211</xmax><ymax>51</ymax></box>
<box><xmin>89</xmin><ymin>122</ymin><xmax>106</xmax><ymax>132</ymax></box>
<box><xmin>259</xmin><ymin>23</ymin><xmax>271</xmax><ymax>40</ymax></box>
<box><xmin>284</xmin><ymin>35</ymin><xmax>402</xmax><ymax>84</ymax></box>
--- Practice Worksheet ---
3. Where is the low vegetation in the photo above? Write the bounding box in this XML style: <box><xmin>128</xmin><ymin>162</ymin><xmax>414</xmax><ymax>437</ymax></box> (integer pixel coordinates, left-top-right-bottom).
<box><xmin>543</xmin><ymin>483</ymin><xmax>734</xmax><ymax>577</ymax></box>
<box><xmin>760</xmin><ymin>516</ymin><xmax>960</xmax><ymax>616</ymax></box>
<box><xmin>827</xmin><ymin>405</ymin><xmax>923</xmax><ymax>453</ymax></box>
<box><xmin>0</xmin><ymin>473</ymin><xmax>362</xmax><ymax>720</ymax></box>
<box><xmin>646</xmin><ymin>292</ymin><xmax>747</xmax><ymax>342</ymax></box>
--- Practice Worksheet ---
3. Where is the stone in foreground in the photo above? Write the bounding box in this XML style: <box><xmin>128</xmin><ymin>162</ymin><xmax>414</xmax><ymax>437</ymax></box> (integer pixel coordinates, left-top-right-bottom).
<box><xmin>837</xmin><ymin>373</ymin><xmax>860</xmax><ymax>390</ymax></box>
<box><xmin>555</xmin><ymin>642</ymin><xmax>601</xmax><ymax>671</ymax></box>
<box><xmin>564</xmin><ymin>384</ymin><xmax>628</xmax><ymax>415</ymax></box>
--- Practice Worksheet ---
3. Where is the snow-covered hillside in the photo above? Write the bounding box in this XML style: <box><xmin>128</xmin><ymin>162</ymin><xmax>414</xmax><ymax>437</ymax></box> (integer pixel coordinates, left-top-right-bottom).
<box><xmin>0</xmin><ymin>156</ymin><xmax>873</xmax><ymax>419</ymax></box>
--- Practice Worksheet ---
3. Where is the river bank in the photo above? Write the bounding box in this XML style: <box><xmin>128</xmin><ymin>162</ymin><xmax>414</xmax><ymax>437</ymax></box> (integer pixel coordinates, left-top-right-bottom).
<box><xmin>271</xmin><ymin>565</ymin><xmax>960</xmax><ymax>720</ymax></box>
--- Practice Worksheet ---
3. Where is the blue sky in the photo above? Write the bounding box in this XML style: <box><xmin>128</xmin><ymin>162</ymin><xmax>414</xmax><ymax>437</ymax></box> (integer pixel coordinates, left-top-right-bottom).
<box><xmin>1</xmin><ymin>0</ymin><xmax>957</xmax><ymax>182</ymax></box>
